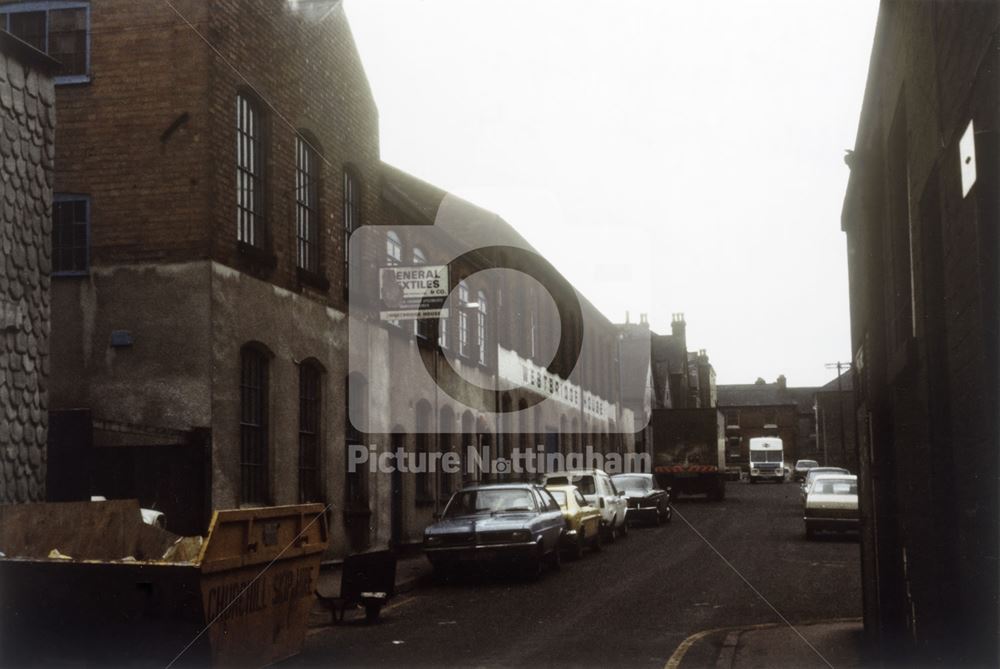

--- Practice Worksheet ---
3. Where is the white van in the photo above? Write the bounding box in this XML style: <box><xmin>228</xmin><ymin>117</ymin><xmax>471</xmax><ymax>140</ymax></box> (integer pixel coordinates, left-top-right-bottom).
<box><xmin>748</xmin><ymin>437</ymin><xmax>785</xmax><ymax>483</ymax></box>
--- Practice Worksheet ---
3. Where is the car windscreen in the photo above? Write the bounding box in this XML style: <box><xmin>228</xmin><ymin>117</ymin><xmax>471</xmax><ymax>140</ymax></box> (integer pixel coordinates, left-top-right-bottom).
<box><xmin>750</xmin><ymin>451</ymin><xmax>783</xmax><ymax>463</ymax></box>
<box><xmin>806</xmin><ymin>468</ymin><xmax>848</xmax><ymax>482</ymax></box>
<box><xmin>548</xmin><ymin>490</ymin><xmax>568</xmax><ymax>507</ymax></box>
<box><xmin>570</xmin><ymin>475</ymin><xmax>596</xmax><ymax>495</ymax></box>
<box><xmin>612</xmin><ymin>475</ymin><xmax>651</xmax><ymax>492</ymax></box>
<box><xmin>796</xmin><ymin>460</ymin><xmax>819</xmax><ymax>468</ymax></box>
<box><xmin>444</xmin><ymin>489</ymin><xmax>536</xmax><ymax>517</ymax></box>
<box><xmin>811</xmin><ymin>479</ymin><xmax>857</xmax><ymax>495</ymax></box>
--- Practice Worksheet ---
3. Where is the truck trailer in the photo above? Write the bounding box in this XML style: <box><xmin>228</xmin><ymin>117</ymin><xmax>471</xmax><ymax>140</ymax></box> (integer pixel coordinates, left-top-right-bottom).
<box><xmin>650</xmin><ymin>408</ymin><xmax>727</xmax><ymax>500</ymax></box>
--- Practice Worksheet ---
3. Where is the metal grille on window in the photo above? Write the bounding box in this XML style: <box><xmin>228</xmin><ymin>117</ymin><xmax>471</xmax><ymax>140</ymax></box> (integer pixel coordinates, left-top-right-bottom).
<box><xmin>52</xmin><ymin>198</ymin><xmax>88</xmax><ymax>274</ymax></box>
<box><xmin>240</xmin><ymin>347</ymin><xmax>269</xmax><ymax>505</ymax></box>
<box><xmin>298</xmin><ymin>363</ymin><xmax>321</xmax><ymax>503</ymax></box>
<box><xmin>236</xmin><ymin>94</ymin><xmax>263</xmax><ymax>247</ymax></box>
<box><xmin>296</xmin><ymin>137</ymin><xmax>319</xmax><ymax>273</ymax></box>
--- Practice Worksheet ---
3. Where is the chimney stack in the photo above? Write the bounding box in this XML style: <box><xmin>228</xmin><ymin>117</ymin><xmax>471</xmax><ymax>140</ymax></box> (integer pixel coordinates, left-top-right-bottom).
<box><xmin>777</xmin><ymin>374</ymin><xmax>787</xmax><ymax>390</ymax></box>
<box><xmin>670</xmin><ymin>313</ymin><xmax>686</xmax><ymax>339</ymax></box>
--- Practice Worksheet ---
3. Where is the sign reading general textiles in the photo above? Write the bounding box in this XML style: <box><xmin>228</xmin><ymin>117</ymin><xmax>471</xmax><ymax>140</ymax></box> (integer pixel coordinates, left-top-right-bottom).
<box><xmin>379</xmin><ymin>265</ymin><xmax>450</xmax><ymax>321</ymax></box>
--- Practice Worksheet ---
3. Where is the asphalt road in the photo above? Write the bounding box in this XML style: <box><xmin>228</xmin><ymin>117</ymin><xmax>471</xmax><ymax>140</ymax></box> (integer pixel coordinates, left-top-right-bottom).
<box><xmin>289</xmin><ymin>480</ymin><xmax>861</xmax><ymax>668</ymax></box>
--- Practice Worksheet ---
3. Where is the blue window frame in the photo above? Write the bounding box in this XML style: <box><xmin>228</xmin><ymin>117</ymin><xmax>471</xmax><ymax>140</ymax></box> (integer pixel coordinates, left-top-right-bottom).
<box><xmin>52</xmin><ymin>194</ymin><xmax>89</xmax><ymax>275</ymax></box>
<box><xmin>0</xmin><ymin>2</ymin><xmax>91</xmax><ymax>84</ymax></box>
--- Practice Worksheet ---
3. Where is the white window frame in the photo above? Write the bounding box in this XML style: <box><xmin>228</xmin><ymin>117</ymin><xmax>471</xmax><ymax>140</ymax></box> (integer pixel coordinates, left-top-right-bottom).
<box><xmin>0</xmin><ymin>1</ymin><xmax>91</xmax><ymax>84</ymax></box>
<box><xmin>476</xmin><ymin>289</ymin><xmax>487</xmax><ymax>365</ymax></box>
<box><xmin>458</xmin><ymin>281</ymin><xmax>469</xmax><ymax>358</ymax></box>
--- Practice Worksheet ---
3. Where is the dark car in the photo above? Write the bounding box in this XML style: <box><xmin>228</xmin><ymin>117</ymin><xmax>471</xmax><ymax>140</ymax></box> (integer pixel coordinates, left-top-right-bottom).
<box><xmin>610</xmin><ymin>473</ymin><xmax>671</xmax><ymax>526</ymax></box>
<box><xmin>423</xmin><ymin>484</ymin><xmax>567</xmax><ymax>577</ymax></box>
<box><xmin>792</xmin><ymin>459</ymin><xmax>820</xmax><ymax>482</ymax></box>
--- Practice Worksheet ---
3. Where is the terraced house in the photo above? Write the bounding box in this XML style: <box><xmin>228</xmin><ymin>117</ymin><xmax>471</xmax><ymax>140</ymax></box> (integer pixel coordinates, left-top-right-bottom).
<box><xmin>10</xmin><ymin>0</ymin><xmax>644</xmax><ymax>558</ymax></box>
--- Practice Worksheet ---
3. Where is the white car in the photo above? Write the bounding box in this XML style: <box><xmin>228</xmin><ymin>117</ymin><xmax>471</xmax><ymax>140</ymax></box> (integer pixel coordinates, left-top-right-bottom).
<box><xmin>803</xmin><ymin>474</ymin><xmax>859</xmax><ymax>539</ymax></box>
<box><xmin>541</xmin><ymin>469</ymin><xmax>629</xmax><ymax>541</ymax></box>
<box><xmin>800</xmin><ymin>467</ymin><xmax>850</xmax><ymax>504</ymax></box>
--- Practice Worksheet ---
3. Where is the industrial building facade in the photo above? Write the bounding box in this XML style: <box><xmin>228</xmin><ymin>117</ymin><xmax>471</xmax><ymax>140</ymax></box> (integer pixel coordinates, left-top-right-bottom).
<box><xmin>841</xmin><ymin>0</ymin><xmax>998</xmax><ymax>665</ymax></box>
<box><xmin>13</xmin><ymin>0</ymin><xmax>642</xmax><ymax>557</ymax></box>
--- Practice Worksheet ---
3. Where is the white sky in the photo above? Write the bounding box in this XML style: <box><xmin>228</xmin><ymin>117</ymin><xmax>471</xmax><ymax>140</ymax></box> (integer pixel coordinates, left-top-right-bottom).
<box><xmin>343</xmin><ymin>0</ymin><xmax>880</xmax><ymax>387</ymax></box>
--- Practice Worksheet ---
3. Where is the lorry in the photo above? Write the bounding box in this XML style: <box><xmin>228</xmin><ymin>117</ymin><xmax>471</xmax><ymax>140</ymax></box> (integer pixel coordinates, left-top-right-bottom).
<box><xmin>748</xmin><ymin>436</ymin><xmax>786</xmax><ymax>483</ymax></box>
<box><xmin>650</xmin><ymin>408</ymin><xmax>727</xmax><ymax>500</ymax></box>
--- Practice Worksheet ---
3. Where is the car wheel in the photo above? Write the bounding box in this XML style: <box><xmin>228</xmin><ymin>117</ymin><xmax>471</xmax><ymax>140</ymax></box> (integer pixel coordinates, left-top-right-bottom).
<box><xmin>750</xmin><ymin>477</ymin><xmax>757</xmax><ymax>484</ymax></box>
<box><xmin>603</xmin><ymin>520</ymin><xmax>616</xmax><ymax>544</ymax></box>
<box><xmin>549</xmin><ymin>543</ymin><xmax>562</xmax><ymax>570</ymax></box>
<box><xmin>570</xmin><ymin>531</ymin><xmax>585</xmax><ymax>560</ymax></box>
<box><xmin>431</xmin><ymin>564</ymin><xmax>452</xmax><ymax>583</ymax></box>
<box><xmin>591</xmin><ymin>531</ymin><xmax>602</xmax><ymax>552</ymax></box>
<box><xmin>618</xmin><ymin>516</ymin><xmax>629</xmax><ymax>538</ymax></box>
<box><xmin>665</xmin><ymin>506</ymin><xmax>672</xmax><ymax>523</ymax></box>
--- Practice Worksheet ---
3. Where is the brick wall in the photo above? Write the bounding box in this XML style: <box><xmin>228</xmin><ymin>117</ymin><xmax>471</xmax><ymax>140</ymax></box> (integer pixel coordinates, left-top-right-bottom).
<box><xmin>54</xmin><ymin>0</ymin><xmax>381</xmax><ymax>308</ymax></box>
<box><xmin>842</xmin><ymin>1</ymin><xmax>999</xmax><ymax>664</ymax></box>
<box><xmin>0</xmin><ymin>34</ymin><xmax>56</xmax><ymax>502</ymax></box>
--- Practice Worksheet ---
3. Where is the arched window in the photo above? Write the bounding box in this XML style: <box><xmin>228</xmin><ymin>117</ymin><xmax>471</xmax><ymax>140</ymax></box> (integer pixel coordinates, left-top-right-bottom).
<box><xmin>518</xmin><ymin>399</ymin><xmax>530</xmax><ymax>458</ymax></box>
<box><xmin>240</xmin><ymin>344</ymin><xmax>270</xmax><ymax>504</ymax></box>
<box><xmin>461</xmin><ymin>411</ymin><xmax>475</xmax><ymax>485</ymax></box>
<box><xmin>385</xmin><ymin>230</ymin><xmax>402</xmax><ymax>265</ymax></box>
<box><xmin>346</xmin><ymin>373</ymin><xmax>368</xmax><ymax>510</ymax></box>
<box><xmin>560</xmin><ymin>415</ymin><xmax>569</xmax><ymax>457</ymax></box>
<box><xmin>438</xmin><ymin>406</ymin><xmax>454</xmax><ymax>500</ymax></box>
<box><xmin>298</xmin><ymin>360</ymin><xmax>323</xmax><ymax>503</ymax></box>
<box><xmin>413</xmin><ymin>247</ymin><xmax>434</xmax><ymax>340</ymax></box>
<box><xmin>457</xmin><ymin>281</ymin><xmax>470</xmax><ymax>358</ymax></box>
<box><xmin>476</xmin><ymin>289</ymin><xmax>488</xmax><ymax>365</ymax></box>
<box><xmin>415</xmin><ymin>400</ymin><xmax>432</xmax><ymax>501</ymax></box>
<box><xmin>342</xmin><ymin>167</ymin><xmax>360</xmax><ymax>295</ymax></box>
<box><xmin>236</xmin><ymin>92</ymin><xmax>268</xmax><ymax>248</ymax></box>
<box><xmin>477</xmin><ymin>418</ymin><xmax>492</xmax><ymax>483</ymax></box>
<box><xmin>295</xmin><ymin>135</ymin><xmax>321</xmax><ymax>273</ymax></box>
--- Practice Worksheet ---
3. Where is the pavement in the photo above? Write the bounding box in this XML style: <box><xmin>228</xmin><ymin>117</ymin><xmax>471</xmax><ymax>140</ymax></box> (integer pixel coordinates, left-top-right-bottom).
<box><xmin>308</xmin><ymin>550</ymin><xmax>433</xmax><ymax>628</ymax></box>
<box><xmin>668</xmin><ymin>618</ymin><xmax>867</xmax><ymax>669</ymax></box>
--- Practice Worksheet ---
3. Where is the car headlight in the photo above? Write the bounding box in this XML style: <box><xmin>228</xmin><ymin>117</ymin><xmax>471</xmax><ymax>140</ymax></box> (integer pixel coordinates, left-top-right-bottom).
<box><xmin>510</xmin><ymin>530</ymin><xmax>531</xmax><ymax>542</ymax></box>
<box><xmin>425</xmin><ymin>535</ymin><xmax>442</xmax><ymax>546</ymax></box>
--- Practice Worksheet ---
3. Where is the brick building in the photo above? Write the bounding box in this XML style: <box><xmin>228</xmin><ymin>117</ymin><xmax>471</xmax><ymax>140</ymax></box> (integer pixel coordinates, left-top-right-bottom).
<box><xmin>0</xmin><ymin>30</ymin><xmax>56</xmax><ymax>503</ymax></box>
<box><xmin>5</xmin><ymin>0</ymin><xmax>644</xmax><ymax>556</ymax></box>
<box><xmin>649</xmin><ymin>313</ymin><xmax>716</xmax><ymax>410</ymax></box>
<box><xmin>813</xmin><ymin>371</ymin><xmax>857</xmax><ymax>471</ymax></box>
<box><xmin>716</xmin><ymin>376</ymin><xmax>817</xmax><ymax>472</ymax></box>
<box><xmin>841</xmin><ymin>1</ymin><xmax>998</xmax><ymax>665</ymax></box>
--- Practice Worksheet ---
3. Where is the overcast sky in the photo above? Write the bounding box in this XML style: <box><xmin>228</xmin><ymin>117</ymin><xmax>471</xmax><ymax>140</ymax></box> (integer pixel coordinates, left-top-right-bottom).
<box><xmin>343</xmin><ymin>0</ymin><xmax>880</xmax><ymax>387</ymax></box>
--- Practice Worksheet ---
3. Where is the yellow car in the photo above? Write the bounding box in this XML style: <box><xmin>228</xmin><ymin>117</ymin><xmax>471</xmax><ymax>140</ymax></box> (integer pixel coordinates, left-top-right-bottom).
<box><xmin>545</xmin><ymin>484</ymin><xmax>602</xmax><ymax>559</ymax></box>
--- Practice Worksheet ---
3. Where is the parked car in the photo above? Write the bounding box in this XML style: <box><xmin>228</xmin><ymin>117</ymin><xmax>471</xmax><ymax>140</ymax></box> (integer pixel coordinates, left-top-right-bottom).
<box><xmin>792</xmin><ymin>459</ymin><xmax>820</xmax><ymax>482</ymax></box>
<box><xmin>803</xmin><ymin>474</ymin><xmax>859</xmax><ymax>539</ymax></box>
<box><xmin>544</xmin><ymin>484</ymin><xmax>602</xmax><ymax>559</ymax></box>
<box><xmin>541</xmin><ymin>469</ymin><xmax>629</xmax><ymax>541</ymax></box>
<box><xmin>800</xmin><ymin>467</ymin><xmax>851</xmax><ymax>503</ymax></box>
<box><xmin>611</xmin><ymin>473</ymin><xmax>671</xmax><ymax>525</ymax></box>
<box><xmin>423</xmin><ymin>484</ymin><xmax>567</xmax><ymax>577</ymax></box>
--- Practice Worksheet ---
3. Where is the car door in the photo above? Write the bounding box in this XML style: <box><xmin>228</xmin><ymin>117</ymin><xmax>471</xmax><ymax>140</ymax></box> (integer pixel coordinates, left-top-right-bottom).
<box><xmin>575</xmin><ymin>488</ymin><xmax>599</xmax><ymax>536</ymax></box>
<box><xmin>604</xmin><ymin>475</ymin><xmax>626</xmax><ymax>520</ymax></box>
<box><xmin>537</xmin><ymin>488</ymin><xmax>566</xmax><ymax>546</ymax></box>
